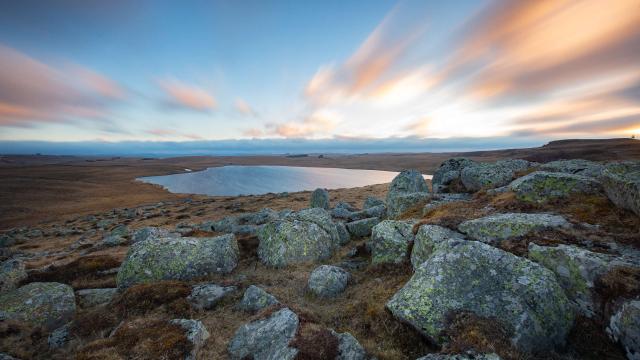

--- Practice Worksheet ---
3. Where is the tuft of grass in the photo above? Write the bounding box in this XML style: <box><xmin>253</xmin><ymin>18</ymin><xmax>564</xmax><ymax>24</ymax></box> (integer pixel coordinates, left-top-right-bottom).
<box><xmin>70</xmin><ymin>307</ymin><xmax>120</xmax><ymax>339</ymax></box>
<box><xmin>290</xmin><ymin>323</ymin><xmax>340</xmax><ymax>360</ymax></box>
<box><xmin>0</xmin><ymin>320</ymin><xmax>47</xmax><ymax>360</ymax></box>
<box><xmin>565</xmin><ymin>316</ymin><xmax>626</xmax><ymax>360</ymax></box>
<box><xmin>25</xmin><ymin>254</ymin><xmax>120</xmax><ymax>289</ymax></box>
<box><xmin>112</xmin><ymin>281</ymin><xmax>192</xmax><ymax>318</ymax></box>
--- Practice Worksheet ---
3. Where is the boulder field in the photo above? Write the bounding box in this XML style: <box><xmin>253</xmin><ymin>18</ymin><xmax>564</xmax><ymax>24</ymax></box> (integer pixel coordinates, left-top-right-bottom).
<box><xmin>1</xmin><ymin>157</ymin><xmax>639</xmax><ymax>359</ymax></box>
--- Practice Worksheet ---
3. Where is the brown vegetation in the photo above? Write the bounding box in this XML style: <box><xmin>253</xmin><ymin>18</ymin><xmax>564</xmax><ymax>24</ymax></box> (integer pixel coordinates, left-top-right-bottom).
<box><xmin>112</xmin><ymin>281</ymin><xmax>193</xmax><ymax>318</ymax></box>
<box><xmin>25</xmin><ymin>254</ymin><xmax>120</xmax><ymax>289</ymax></box>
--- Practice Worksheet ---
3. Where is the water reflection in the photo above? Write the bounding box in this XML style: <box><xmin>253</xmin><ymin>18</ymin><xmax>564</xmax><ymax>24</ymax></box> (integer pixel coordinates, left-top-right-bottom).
<box><xmin>138</xmin><ymin>165</ymin><xmax>431</xmax><ymax>196</ymax></box>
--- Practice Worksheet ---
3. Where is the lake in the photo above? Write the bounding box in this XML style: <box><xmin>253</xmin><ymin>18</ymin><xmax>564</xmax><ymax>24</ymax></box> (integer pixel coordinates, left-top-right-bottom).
<box><xmin>138</xmin><ymin>165</ymin><xmax>431</xmax><ymax>196</ymax></box>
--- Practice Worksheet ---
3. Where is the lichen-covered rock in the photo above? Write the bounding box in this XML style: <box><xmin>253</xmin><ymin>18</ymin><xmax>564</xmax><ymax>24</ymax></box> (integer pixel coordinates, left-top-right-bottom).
<box><xmin>608</xmin><ymin>300</ymin><xmax>640</xmax><ymax>360</ymax></box>
<box><xmin>540</xmin><ymin>159</ymin><xmax>604</xmax><ymax>178</ymax></box>
<box><xmin>204</xmin><ymin>208</ymin><xmax>280</xmax><ymax>233</ymax></box>
<box><xmin>110</xmin><ymin>224</ymin><xmax>129</xmax><ymax>238</ymax></box>
<box><xmin>386</xmin><ymin>170</ymin><xmax>429</xmax><ymax>219</ymax></box>
<box><xmin>509</xmin><ymin>171</ymin><xmax>602</xmax><ymax>203</ymax></box>
<box><xmin>48</xmin><ymin>323</ymin><xmax>71</xmax><ymax>349</ymax></box>
<box><xmin>411</xmin><ymin>225</ymin><xmax>465</xmax><ymax>270</ymax></box>
<box><xmin>131</xmin><ymin>226</ymin><xmax>175</xmax><ymax>243</ymax></box>
<box><xmin>370</xmin><ymin>220</ymin><xmax>416</xmax><ymax>265</ymax></box>
<box><xmin>386</xmin><ymin>240</ymin><xmax>574</xmax><ymax>352</ymax></box>
<box><xmin>238</xmin><ymin>285</ymin><xmax>279</xmax><ymax>313</ymax></box>
<box><xmin>335</xmin><ymin>221</ymin><xmax>350</xmax><ymax>245</ymax></box>
<box><xmin>0</xmin><ymin>282</ymin><xmax>76</xmax><ymax>330</ymax></box>
<box><xmin>169</xmin><ymin>319</ymin><xmax>210</xmax><ymax>360</ymax></box>
<box><xmin>97</xmin><ymin>234</ymin><xmax>127</xmax><ymax>248</ymax></box>
<box><xmin>228</xmin><ymin>307</ymin><xmax>299</xmax><ymax>360</ymax></box>
<box><xmin>345</xmin><ymin>217</ymin><xmax>380</xmax><ymax>238</ymax></box>
<box><xmin>460</xmin><ymin>162</ymin><xmax>517</xmax><ymax>192</ymax></box>
<box><xmin>417</xmin><ymin>352</ymin><xmax>501</xmax><ymax>360</ymax></box>
<box><xmin>76</xmin><ymin>288</ymin><xmax>117</xmax><ymax>307</ymax></box>
<box><xmin>432</xmin><ymin>158</ymin><xmax>476</xmax><ymax>193</ymax></box>
<box><xmin>310</xmin><ymin>188</ymin><xmax>330</xmax><ymax>209</ymax></box>
<box><xmin>387</xmin><ymin>192</ymin><xmax>430</xmax><ymax>219</ymax></box>
<box><xmin>422</xmin><ymin>193</ymin><xmax>472</xmax><ymax>215</ymax></box>
<box><xmin>528</xmin><ymin>243</ymin><xmax>627</xmax><ymax>317</ymax></box>
<box><xmin>0</xmin><ymin>259</ymin><xmax>27</xmax><ymax>294</ymax></box>
<box><xmin>258</xmin><ymin>214</ymin><xmax>337</xmax><ymax>268</ymax></box>
<box><xmin>308</xmin><ymin>265</ymin><xmax>350</xmax><ymax>298</ymax></box>
<box><xmin>116</xmin><ymin>235</ymin><xmax>239</xmax><ymax>289</ymax></box>
<box><xmin>600</xmin><ymin>161</ymin><xmax>640</xmax><ymax>216</ymax></box>
<box><xmin>291</xmin><ymin>208</ymin><xmax>341</xmax><ymax>245</ymax></box>
<box><xmin>458</xmin><ymin>213</ymin><xmax>571</xmax><ymax>244</ymax></box>
<box><xmin>364</xmin><ymin>196</ymin><xmax>385</xmax><ymax>209</ymax></box>
<box><xmin>0</xmin><ymin>233</ymin><xmax>16</xmax><ymax>247</ymax></box>
<box><xmin>187</xmin><ymin>284</ymin><xmax>236</xmax><ymax>310</ymax></box>
<box><xmin>330</xmin><ymin>330</ymin><xmax>367</xmax><ymax>360</ymax></box>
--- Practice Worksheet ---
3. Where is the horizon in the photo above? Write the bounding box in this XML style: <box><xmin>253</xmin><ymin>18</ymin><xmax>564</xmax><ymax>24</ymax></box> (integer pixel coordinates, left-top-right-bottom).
<box><xmin>1</xmin><ymin>0</ymin><xmax>639</xmax><ymax>154</ymax></box>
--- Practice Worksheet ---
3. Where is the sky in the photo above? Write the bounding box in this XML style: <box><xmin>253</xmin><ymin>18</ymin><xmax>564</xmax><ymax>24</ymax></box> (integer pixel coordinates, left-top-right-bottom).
<box><xmin>0</xmin><ymin>0</ymin><xmax>639</xmax><ymax>154</ymax></box>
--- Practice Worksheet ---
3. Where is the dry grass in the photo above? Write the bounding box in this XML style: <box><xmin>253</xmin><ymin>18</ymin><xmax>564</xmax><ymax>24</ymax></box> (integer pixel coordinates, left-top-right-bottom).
<box><xmin>112</xmin><ymin>281</ymin><xmax>193</xmax><ymax>318</ymax></box>
<box><xmin>25</xmin><ymin>254</ymin><xmax>120</xmax><ymax>289</ymax></box>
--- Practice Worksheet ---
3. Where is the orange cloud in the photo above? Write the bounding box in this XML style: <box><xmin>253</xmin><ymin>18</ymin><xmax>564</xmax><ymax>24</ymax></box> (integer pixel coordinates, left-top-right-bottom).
<box><xmin>259</xmin><ymin>112</ymin><xmax>341</xmax><ymax>139</ymax></box>
<box><xmin>157</xmin><ymin>79</ymin><xmax>216</xmax><ymax>111</ymax></box>
<box><xmin>234</xmin><ymin>98</ymin><xmax>257</xmax><ymax>116</ymax></box>
<box><xmin>147</xmin><ymin>128</ymin><xmax>204</xmax><ymax>140</ymax></box>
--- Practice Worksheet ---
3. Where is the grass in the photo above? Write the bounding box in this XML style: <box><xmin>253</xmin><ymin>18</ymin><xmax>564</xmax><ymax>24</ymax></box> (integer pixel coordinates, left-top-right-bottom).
<box><xmin>112</xmin><ymin>280</ymin><xmax>193</xmax><ymax>318</ymax></box>
<box><xmin>25</xmin><ymin>254</ymin><xmax>120</xmax><ymax>289</ymax></box>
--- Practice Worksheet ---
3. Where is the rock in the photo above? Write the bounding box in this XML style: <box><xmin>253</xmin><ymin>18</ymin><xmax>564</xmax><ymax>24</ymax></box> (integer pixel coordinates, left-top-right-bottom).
<box><xmin>364</xmin><ymin>196</ymin><xmax>385</xmax><ymax>209</ymax></box>
<box><xmin>169</xmin><ymin>319</ymin><xmax>210</xmax><ymax>360</ymax></box>
<box><xmin>411</xmin><ymin>225</ymin><xmax>465</xmax><ymax>270</ymax></box>
<box><xmin>76</xmin><ymin>288</ymin><xmax>117</xmax><ymax>307</ymax></box>
<box><xmin>460</xmin><ymin>162</ymin><xmax>517</xmax><ymax>192</ymax></box>
<box><xmin>497</xmin><ymin>159</ymin><xmax>533</xmax><ymax>173</ymax></box>
<box><xmin>528</xmin><ymin>243</ymin><xmax>628</xmax><ymax>317</ymax></box>
<box><xmin>370</xmin><ymin>220</ymin><xmax>416</xmax><ymax>265</ymax></box>
<box><xmin>206</xmin><ymin>208</ymin><xmax>280</xmax><ymax>233</ymax></box>
<box><xmin>386</xmin><ymin>240</ymin><xmax>574</xmax><ymax>352</ymax></box>
<box><xmin>0</xmin><ymin>233</ymin><xmax>16</xmax><ymax>247</ymax></box>
<box><xmin>131</xmin><ymin>227</ymin><xmax>175</xmax><ymax>243</ymax></box>
<box><xmin>331</xmin><ymin>202</ymin><xmax>358</xmax><ymax>220</ymax></box>
<box><xmin>607</xmin><ymin>300</ymin><xmax>640</xmax><ymax>360</ymax></box>
<box><xmin>0</xmin><ymin>259</ymin><xmax>27</xmax><ymax>294</ymax></box>
<box><xmin>0</xmin><ymin>353</ymin><xmax>21</xmax><ymax>360</ymax></box>
<box><xmin>0</xmin><ymin>282</ymin><xmax>76</xmax><ymax>330</ymax></box>
<box><xmin>228</xmin><ymin>307</ymin><xmax>299</xmax><ymax>360</ymax></box>
<box><xmin>110</xmin><ymin>224</ymin><xmax>129</xmax><ymax>238</ymax></box>
<box><xmin>331</xmin><ymin>330</ymin><xmax>367</xmax><ymax>360</ymax></box>
<box><xmin>387</xmin><ymin>192</ymin><xmax>430</xmax><ymax>219</ymax></box>
<box><xmin>48</xmin><ymin>323</ymin><xmax>70</xmax><ymax>349</ymax></box>
<box><xmin>600</xmin><ymin>161</ymin><xmax>640</xmax><ymax>216</ymax></box>
<box><xmin>175</xmin><ymin>223</ymin><xmax>196</xmax><ymax>236</ymax></box>
<box><xmin>345</xmin><ymin>217</ymin><xmax>380</xmax><ymax>238</ymax></box>
<box><xmin>310</xmin><ymin>188</ymin><xmax>330</xmax><ymax>209</ymax></box>
<box><xmin>458</xmin><ymin>213</ymin><xmax>571</xmax><ymax>244</ymax></box>
<box><xmin>187</xmin><ymin>284</ymin><xmax>236</xmax><ymax>310</ymax></box>
<box><xmin>422</xmin><ymin>193</ymin><xmax>472</xmax><ymax>215</ymax></box>
<box><xmin>509</xmin><ymin>171</ymin><xmax>602</xmax><ymax>203</ymax></box>
<box><xmin>116</xmin><ymin>235</ymin><xmax>239</xmax><ymax>289</ymax></box>
<box><xmin>432</xmin><ymin>158</ymin><xmax>476</xmax><ymax>193</ymax></box>
<box><xmin>335</xmin><ymin>222</ymin><xmax>351</xmax><ymax>245</ymax></box>
<box><xmin>96</xmin><ymin>219</ymin><xmax>113</xmax><ymax>229</ymax></box>
<box><xmin>238</xmin><ymin>285</ymin><xmax>279</xmax><ymax>313</ymax></box>
<box><xmin>386</xmin><ymin>170</ymin><xmax>429</xmax><ymax>219</ymax></box>
<box><xmin>98</xmin><ymin>234</ymin><xmax>127</xmax><ymax>248</ymax></box>
<box><xmin>308</xmin><ymin>265</ymin><xmax>350</xmax><ymax>298</ymax></box>
<box><xmin>540</xmin><ymin>159</ymin><xmax>604</xmax><ymax>178</ymax></box>
<box><xmin>417</xmin><ymin>352</ymin><xmax>501</xmax><ymax>360</ymax></box>
<box><xmin>258</xmin><ymin>210</ymin><xmax>338</xmax><ymax>267</ymax></box>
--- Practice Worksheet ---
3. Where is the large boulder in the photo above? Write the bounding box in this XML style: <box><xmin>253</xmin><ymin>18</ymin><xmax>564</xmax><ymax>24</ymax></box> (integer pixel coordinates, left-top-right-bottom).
<box><xmin>345</xmin><ymin>217</ymin><xmax>380</xmax><ymax>238</ymax></box>
<box><xmin>509</xmin><ymin>171</ymin><xmax>602</xmax><ymax>203</ymax></box>
<box><xmin>258</xmin><ymin>209</ymin><xmax>338</xmax><ymax>268</ymax></box>
<box><xmin>363</xmin><ymin>196</ymin><xmax>385</xmax><ymax>209</ymax></box>
<box><xmin>386</xmin><ymin>192</ymin><xmax>430</xmax><ymax>219</ymax></box>
<box><xmin>335</xmin><ymin>222</ymin><xmax>351</xmax><ymax>245</ymax></box>
<box><xmin>238</xmin><ymin>285</ymin><xmax>279</xmax><ymax>313</ymax></box>
<box><xmin>0</xmin><ymin>259</ymin><xmax>27</xmax><ymax>294</ymax></box>
<box><xmin>116</xmin><ymin>235</ymin><xmax>239</xmax><ymax>289</ymax></box>
<box><xmin>386</xmin><ymin>239</ymin><xmax>574</xmax><ymax>352</ymax></box>
<box><xmin>330</xmin><ymin>330</ymin><xmax>367</xmax><ymax>360</ymax></box>
<box><xmin>169</xmin><ymin>319</ymin><xmax>210</xmax><ymax>360</ymax></box>
<box><xmin>308</xmin><ymin>265</ymin><xmax>350</xmax><ymax>298</ymax></box>
<box><xmin>187</xmin><ymin>283</ymin><xmax>236</xmax><ymax>310</ymax></box>
<box><xmin>310</xmin><ymin>188</ymin><xmax>330</xmax><ymax>209</ymax></box>
<box><xmin>228</xmin><ymin>307</ymin><xmax>299</xmax><ymax>360</ymax></box>
<box><xmin>204</xmin><ymin>208</ymin><xmax>280</xmax><ymax>233</ymax></box>
<box><xmin>432</xmin><ymin>158</ymin><xmax>476</xmax><ymax>193</ymax></box>
<box><xmin>457</xmin><ymin>213</ymin><xmax>571</xmax><ymax>244</ymax></box>
<box><xmin>0</xmin><ymin>282</ymin><xmax>76</xmax><ymax>330</ymax></box>
<box><xmin>607</xmin><ymin>300</ymin><xmax>640</xmax><ymax>360</ymax></box>
<box><xmin>528</xmin><ymin>243</ymin><xmax>628</xmax><ymax>317</ymax></box>
<box><xmin>386</xmin><ymin>170</ymin><xmax>429</xmax><ymax>219</ymax></box>
<box><xmin>600</xmin><ymin>161</ymin><xmax>640</xmax><ymax>216</ymax></box>
<box><xmin>540</xmin><ymin>159</ymin><xmax>604</xmax><ymax>178</ymax></box>
<box><xmin>131</xmin><ymin>226</ymin><xmax>176</xmax><ymax>243</ymax></box>
<box><xmin>411</xmin><ymin>225</ymin><xmax>465</xmax><ymax>270</ymax></box>
<box><xmin>460</xmin><ymin>160</ymin><xmax>531</xmax><ymax>192</ymax></box>
<box><xmin>370</xmin><ymin>220</ymin><xmax>416</xmax><ymax>265</ymax></box>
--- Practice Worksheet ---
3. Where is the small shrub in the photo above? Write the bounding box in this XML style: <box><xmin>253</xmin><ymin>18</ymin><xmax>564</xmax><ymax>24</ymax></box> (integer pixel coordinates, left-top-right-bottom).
<box><xmin>290</xmin><ymin>323</ymin><xmax>339</xmax><ymax>360</ymax></box>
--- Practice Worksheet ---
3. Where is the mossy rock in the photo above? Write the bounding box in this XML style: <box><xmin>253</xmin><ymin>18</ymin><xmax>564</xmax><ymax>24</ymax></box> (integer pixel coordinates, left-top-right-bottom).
<box><xmin>345</xmin><ymin>217</ymin><xmax>380</xmax><ymax>238</ymax></box>
<box><xmin>509</xmin><ymin>171</ymin><xmax>602</xmax><ymax>203</ymax></box>
<box><xmin>116</xmin><ymin>235</ymin><xmax>239</xmax><ymax>289</ymax></box>
<box><xmin>387</xmin><ymin>192</ymin><xmax>430</xmax><ymax>219</ymax></box>
<box><xmin>432</xmin><ymin>158</ymin><xmax>476</xmax><ymax>193</ymax></box>
<box><xmin>457</xmin><ymin>213</ymin><xmax>570</xmax><ymax>244</ymax></box>
<box><xmin>310</xmin><ymin>188</ymin><xmax>330</xmax><ymax>209</ymax></box>
<box><xmin>607</xmin><ymin>299</ymin><xmax>640</xmax><ymax>360</ymax></box>
<box><xmin>539</xmin><ymin>159</ymin><xmax>604</xmax><ymax>178</ymax></box>
<box><xmin>411</xmin><ymin>225</ymin><xmax>465</xmax><ymax>270</ymax></box>
<box><xmin>0</xmin><ymin>282</ymin><xmax>76</xmax><ymax>330</ymax></box>
<box><xmin>600</xmin><ymin>161</ymin><xmax>640</xmax><ymax>216</ymax></box>
<box><xmin>0</xmin><ymin>259</ymin><xmax>27</xmax><ymax>294</ymax></box>
<box><xmin>386</xmin><ymin>239</ymin><xmax>574</xmax><ymax>352</ymax></box>
<box><xmin>228</xmin><ymin>307</ymin><xmax>299</xmax><ymax>360</ymax></box>
<box><xmin>370</xmin><ymin>220</ymin><xmax>416</xmax><ymax>265</ymax></box>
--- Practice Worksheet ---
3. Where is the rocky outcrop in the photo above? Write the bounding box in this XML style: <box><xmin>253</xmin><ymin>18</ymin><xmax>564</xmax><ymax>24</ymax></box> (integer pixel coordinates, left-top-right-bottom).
<box><xmin>422</xmin><ymin>193</ymin><xmax>472</xmax><ymax>215</ymax></box>
<box><xmin>169</xmin><ymin>319</ymin><xmax>210</xmax><ymax>360</ymax></box>
<box><xmin>432</xmin><ymin>158</ymin><xmax>476</xmax><ymax>193</ymax></box>
<box><xmin>187</xmin><ymin>283</ymin><xmax>236</xmax><ymax>310</ymax></box>
<box><xmin>0</xmin><ymin>259</ymin><xmax>27</xmax><ymax>294</ymax></box>
<box><xmin>345</xmin><ymin>217</ymin><xmax>380</xmax><ymax>238</ymax></box>
<box><xmin>76</xmin><ymin>288</ymin><xmax>117</xmax><ymax>308</ymax></box>
<box><xmin>238</xmin><ymin>285</ymin><xmax>279</xmax><ymax>313</ymax></box>
<box><xmin>0</xmin><ymin>282</ymin><xmax>76</xmax><ymax>331</ymax></box>
<box><xmin>458</xmin><ymin>213</ymin><xmax>571</xmax><ymax>244</ymax></box>
<box><xmin>509</xmin><ymin>171</ymin><xmax>602</xmax><ymax>203</ymax></box>
<box><xmin>335</xmin><ymin>222</ymin><xmax>351</xmax><ymax>245</ymax></box>
<box><xmin>460</xmin><ymin>162</ymin><xmax>519</xmax><ymax>192</ymax></box>
<box><xmin>540</xmin><ymin>159</ymin><xmax>604</xmax><ymax>178</ymax></box>
<box><xmin>370</xmin><ymin>220</ymin><xmax>416</xmax><ymax>265</ymax></box>
<box><xmin>228</xmin><ymin>307</ymin><xmax>299</xmax><ymax>360</ymax></box>
<box><xmin>607</xmin><ymin>300</ymin><xmax>640</xmax><ymax>360</ymax></box>
<box><xmin>131</xmin><ymin>226</ymin><xmax>175</xmax><ymax>243</ymax></box>
<box><xmin>258</xmin><ymin>208</ymin><xmax>340</xmax><ymax>267</ymax></box>
<box><xmin>386</xmin><ymin>170</ymin><xmax>430</xmax><ymax>219</ymax></box>
<box><xmin>600</xmin><ymin>161</ymin><xmax>640</xmax><ymax>216</ymax></box>
<box><xmin>411</xmin><ymin>225</ymin><xmax>465</xmax><ymax>270</ymax></box>
<box><xmin>116</xmin><ymin>235</ymin><xmax>239</xmax><ymax>289</ymax></box>
<box><xmin>308</xmin><ymin>265</ymin><xmax>350</xmax><ymax>298</ymax></box>
<box><xmin>310</xmin><ymin>188</ymin><xmax>330</xmax><ymax>209</ymax></box>
<box><xmin>203</xmin><ymin>208</ymin><xmax>280</xmax><ymax>234</ymax></box>
<box><xmin>386</xmin><ymin>239</ymin><xmax>574</xmax><ymax>352</ymax></box>
<box><xmin>364</xmin><ymin>196</ymin><xmax>385</xmax><ymax>209</ymax></box>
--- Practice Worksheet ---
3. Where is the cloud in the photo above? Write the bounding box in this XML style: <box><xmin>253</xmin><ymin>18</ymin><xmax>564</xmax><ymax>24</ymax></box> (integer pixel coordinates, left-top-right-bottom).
<box><xmin>254</xmin><ymin>111</ymin><xmax>341</xmax><ymax>139</ymax></box>
<box><xmin>147</xmin><ymin>128</ymin><xmax>204</xmax><ymax>140</ymax></box>
<box><xmin>157</xmin><ymin>78</ymin><xmax>216</xmax><ymax>111</ymax></box>
<box><xmin>234</xmin><ymin>98</ymin><xmax>257</xmax><ymax>116</ymax></box>
<box><xmin>0</xmin><ymin>44</ymin><xmax>125</xmax><ymax>127</ymax></box>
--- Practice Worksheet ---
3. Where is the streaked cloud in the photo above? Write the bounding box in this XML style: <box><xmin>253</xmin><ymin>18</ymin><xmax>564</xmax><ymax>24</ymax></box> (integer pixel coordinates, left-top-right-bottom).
<box><xmin>248</xmin><ymin>111</ymin><xmax>341</xmax><ymax>139</ymax></box>
<box><xmin>157</xmin><ymin>78</ymin><xmax>216</xmax><ymax>111</ymax></box>
<box><xmin>234</xmin><ymin>98</ymin><xmax>257</xmax><ymax>116</ymax></box>
<box><xmin>147</xmin><ymin>128</ymin><xmax>204</xmax><ymax>140</ymax></box>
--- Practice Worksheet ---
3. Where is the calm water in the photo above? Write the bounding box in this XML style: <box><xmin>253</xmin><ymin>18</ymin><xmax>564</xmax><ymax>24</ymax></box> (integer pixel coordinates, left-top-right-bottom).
<box><xmin>138</xmin><ymin>165</ymin><xmax>431</xmax><ymax>196</ymax></box>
